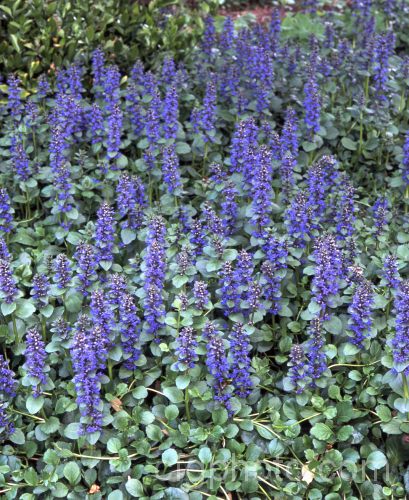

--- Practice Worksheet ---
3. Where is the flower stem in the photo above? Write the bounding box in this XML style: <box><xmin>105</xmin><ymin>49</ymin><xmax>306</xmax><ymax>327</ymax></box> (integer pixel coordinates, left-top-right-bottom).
<box><xmin>402</xmin><ymin>373</ymin><xmax>409</xmax><ymax>420</ymax></box>
<box><xmin>12</xmin><ymin>313</ymin><xmax>18</xmax><ymax>342</ymax></box>
<box><xmin>12</xmin><ymin>409</ymin><xmax>45</xmax><ymax>422</ymax></box>
<box><xmin>41</xmin><ymin>317</ymin><xmax>47</xmax><ymax>342</ymax></box>
<box><xmin>185</xmin><ymin>387</ymin><xmax>190</xmax><ymax>420</ymax></box>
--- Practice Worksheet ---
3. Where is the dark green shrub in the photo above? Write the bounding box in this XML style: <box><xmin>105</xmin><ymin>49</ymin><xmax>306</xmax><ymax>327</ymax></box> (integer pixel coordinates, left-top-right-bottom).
<box><xmin>0</xmin><ymin>0</ymin><xmax>219</xmax><ymax>80</ymax></box>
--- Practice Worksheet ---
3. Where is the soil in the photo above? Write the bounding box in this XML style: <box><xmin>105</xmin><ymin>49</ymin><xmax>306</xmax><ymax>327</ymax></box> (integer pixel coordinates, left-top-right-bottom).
<box><xmin>219</xmin><ymin>4</ymin><xmax>285</xmax><ymax>24</ymax></box>
<box><xmin>219</xmin><ymin>1</ymin><xmax>343</xmax><ymax>24</ymax></box>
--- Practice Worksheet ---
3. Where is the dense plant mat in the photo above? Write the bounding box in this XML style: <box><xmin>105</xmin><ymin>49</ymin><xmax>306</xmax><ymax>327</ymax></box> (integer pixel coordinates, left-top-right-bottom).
<box><xmin>2</xmin><ymin>1</ymin><xmax>409</xmax><ymax>499</ymax></box>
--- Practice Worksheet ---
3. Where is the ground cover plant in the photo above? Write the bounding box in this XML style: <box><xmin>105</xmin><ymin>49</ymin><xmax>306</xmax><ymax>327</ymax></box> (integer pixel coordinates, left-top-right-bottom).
<box><xmin>3</xmin><ymin>0</ymin><xmax>409</xmax><ymax>498</ymax></box>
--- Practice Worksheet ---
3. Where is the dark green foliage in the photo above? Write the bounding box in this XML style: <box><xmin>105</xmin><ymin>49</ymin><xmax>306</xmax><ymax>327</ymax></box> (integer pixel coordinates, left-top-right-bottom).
<box><xmin>0</xmin><ymin>0</ymin><xmax>218</xmax><ymax>80</ymax></box>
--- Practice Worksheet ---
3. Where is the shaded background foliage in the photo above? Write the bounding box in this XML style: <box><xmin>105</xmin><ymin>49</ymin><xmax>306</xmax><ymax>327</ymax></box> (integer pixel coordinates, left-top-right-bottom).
<box><xmin>0</xmin><ymin>0</ymin><xmax>218</xmax><ymax>80</ymax></box>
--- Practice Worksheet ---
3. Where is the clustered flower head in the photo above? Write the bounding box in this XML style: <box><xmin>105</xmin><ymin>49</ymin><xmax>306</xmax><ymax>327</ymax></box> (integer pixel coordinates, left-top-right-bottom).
<box><xmin>90</xmin><ymin>290</ymin><xmax>113</xmax><ymax>366</ymax></box>
<box><xmin>289</xmin><ymin>345</ymin><xmax>308</xmax><ymax>393</ymax></box>
<box><xmin>51</xmin><ymin>317</ymin><xmax>71</xmax><ymax>341</ymax></box>
<box><xmin>24</xmin><ymin>327</ymin><xmax>47</xmax><ymax>397</ymax></box>
<box><xmin>31</xmin><ymin>273</ymin><xmax>50</xmax><ymax>308</ymax></box>
<box><xmin>348</xmin><ymin>277</ymin><xmax>374</xmax><ymax>348</ymax></box>
<box><xmin>95</xmin><ymin>202</ymin><xmax>116</xmax><ymax>264</ymax></box>
<box><xmin>0</xmin><ymin>188</ymin><xmax>13</xmax><ymax>233</ymax></box>
<box><xmin>307</xmin><ymin>155</ymin><xmax>339</xmax><ymax>221</ymax></box>
<box><xmin>335</xmin><ymin>176</ymin><xmax>356</xmax><ymax>239</ymax></box>
<box><xmin>383</xmin><ymin>255</ymin><xmax>400</xmax><ymax>289</ymax></box>
<box><xmin>312</xmin><ymin>234</ymin><xmax>343</xmax><ymax>318</ymax></box>
<box><xmin>74</xmin><ymin>242</ymin><xmax>97</xmax><ymax>296</ymax></box>
<box><xmin>391</xmin><ymin>279</ymin><xmax>409</xmax><ymax>374</ymax></box>
<box><xmin>229</xmin><ymin>323</ymin><xmax>253</xmax><ymax>398</ymax></box>
<box><xmin>117</xmin><ymin>173</ymin><xmax>146</xmax><ymax>231</ymax></box>
<box><xmin>53</xmin><ymin>254</ymin><xmax>72</xmax><ymax>289</ymax></box>
<box><xmin>108</xmin><ymin>273</ymin><xmax>128</xmax><ymax>306</ymax></box>
<box><xmin>0</xmin><ymin>353</ymin><xmax>17</xmax><ymax>436</ymax></box>
<box><xmin>0</xmin><ymin>354</ymin><xmax>17</xmax><ymax>398</ymax></box>
<box><xmin>0</xmin><ymin>259</ymin><xmax>18</xmax><ymax>304</ymax></box>
<box><xmin>71</xmin><ymin>316</ymin><xmax>104</xmax><ymax>434</ymax></box>
<box><xmin>250</xmin><ymin>146</ymin><xmax>273</xmax><ymax>236</ymax></box>
<box><xmin>0</xmin><ymin>238</ymin><xmax>10</xmax><ymax>261</ymax></box>
<box><xmin>205</xmin><ymin>325</ymin><xmax>232</xmax><ymax>414</ymax></box>
<box><xmin>162</xmin><ymin>144</ymin><xmax>181</xmax><ymax>193</ymax></box>
<box><xmin>176</xmin><ymin>327</ymin><xmax>198</xmax><ymax>369</ymax></box>
<box><xmin>306</xmin><ymin>317</ymin><xmax>327</xmax><ymax>384</ymax></box>
<box><xmin>403</xmin><ymin>130</ymin><xmax>409</xmax><ymax>185</ymax></box>
<box><xmin>281</xmin><ymin>108</ymin><xmax>298</xmax><ymax>157</ymax></box>
<box><xmin>286</xmin><ymin>192</ymin><xmax>312</xmax><ymax>246</ymax></box>
<box><xmin>120</xmin><ymin>293</ymin><xmax>141</xmax><ymax>371</ymax></box>
<box><xmin>193</xmin><ymin>281</ymin><xmax>210</xmax><ymax>310</ymax></box>
<box><xmin>303</xmin><ymin>66</ymin><xmax>321</xmax><ymax>135</ymax></box>
<box><xmin>7</xmin><ymin>74</ymin><xmax>22</xmax><ymax>117</ymax></box>
<box><xmin>144</xmin><ymin>216</ymin><xmax>167</xmax><ymax>341</ymax></box>
<box><xmin>372</xmin><ymin>197</ymin><xmax>389</xmax><ymax>237</ymax></box>
<box><xmin>11</xmin><ymin>136</ymin><xmax>30</xmax><ymax>181</ymax></box>
<box><xmin>373</xmin><ymin>31</ymin><xmax>394</xmax><ymax>102</ymax></box>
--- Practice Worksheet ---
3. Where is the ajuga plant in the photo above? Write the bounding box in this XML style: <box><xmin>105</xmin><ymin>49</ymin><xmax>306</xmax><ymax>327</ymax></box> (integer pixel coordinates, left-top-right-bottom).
<box><xmin>3</xmin><ymin>1</ymin><xmax>409</xmax><ymax>498</ymax></box>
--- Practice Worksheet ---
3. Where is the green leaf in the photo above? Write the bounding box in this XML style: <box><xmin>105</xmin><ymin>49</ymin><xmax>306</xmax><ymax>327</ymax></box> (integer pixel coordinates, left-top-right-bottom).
<box><xmin>107</xmin><ymin>437</ymin><xmax>122</xmax><ymax>453</ymax></box>
<box><xmin>63</xmin><ymin>462</ymin><xmax>81</xmax><ymax>484</ymax></box>
<box><xmin>24</xmin><ymin>467</ymin><xmax>38</xmax><ymax>486</ymax></box>
<box><xmin>268</xmin><ymin>439</ymin><xmax>285</xmax><ymax>457</ymax></box>
<box><xmin>0</xmin><ymin>5</ymin><xmax>12</xmax><ymax>16</ymax></box>
<box><xmin>40</xmin><ymin>416</ymin><xmax>60</xmax><ymax>434</ymax></box>
<box><xmin>341</xmin><ymin>137</ymin><xmax>357</xmax><ymax>151</ymax></box>
<box><xmin>198</xmin><ymin>446</ymin><xmax>212</xmax><ymax>464</ymax></box>
<box><xmin>15</xmin><ymin>299</ymin><xmax>36</xmax><ymax>319</ymax></box>
<box><xmin>329</xmin><ymin>385</ymin><xmax>341</xmax><ymax>401</ymax></box>
<box><xmin>26</xmin><ymin>395</ymin><xmax>44</xmax><ymax>414</ymax></box>
<box><xmin>175</xmin><ymin>142</ymin><xmax>191</xmax><ymax>154</ymax></box>
<box><xmin>394</xmin><ymin>398</ymin><xmax>409</xmax><ymax>414</ymax></box>
<box><xmin>146</xmin><ymin>424</ymin><xmax>163</xmax><ymax>441</ymax></box>
<box><xmin>172</xmin><ymin>274</ymin><xmax>189</xmax><ymax>288</ymax></box>
<box><xmin>132</xmin><ymin>386</ymin><xmax>148</xmax><ymax>399</ymax></box>
<box><xmin>51</xmin><ymin>482</ymin><xmax>69</xmax><ymax>498</ymax></box>
<box><xmin>116</xmin><ymin>154</ymin><xmax>128</xmax><ymax>168</ymax></box>
<box><xmin>324</xmin><ymin>316</ymin><xmax>343</xmax><ymax>335</ymax></box>
<box><xmin>43</xmin><ymin>449</ymin><xmax>60</xmax><ymax>466</ymax></box>
<box><xmin>64</xmin><ymin>422</ymin><xmax>81</xmax><ymax>440</ymax></box>
<box><xmin>366</xmin><ymin>450</ymin><xmax>387</xmax><ymax>470</ymax></box>
<box><xmin>9</xmin><ymin>428</ymin><xmax>25</xmax><ymax>444</ymax></box>
<box><xmin>337</xmin><ymin>425</ymin><xmax>354</xmax><ymax>441</ymax></box>
<box><xmin>1</xmin><ymin>301</ymin><xmax>16</xmax><ymax>316</ymax></box>
<box><xmin>163</xmin><ymin>386</ymin><xmax>184</xmax><ymax>403</ymax></box>
<box><xmin>343</xmin><ymin>343</ymin><xmax>360</xmax><ymax>356</ymax></box>
<box><xmin>162</xmin><ymin>448</ymin><xmax>178</xmax><ymax>467</ymax></box>
<box><xmin>10</xmin><ymin>34</ymin><xmax>21</xmax><ymax>53</ymax></box>
<box><xmin>302</xmin><ymin>141</ymin><xmax>317</xmax><ymax>152</ymax></box>
<box><xmin>310</xmin><ymin>423</ymin><xmax>333</xmax><ymax>441</ymax></box>
<box><xmin>66</xmin><ymin>232</ymin><xmax>82</xmax><ymax>245</ymax></box>
<box><xmin>165</xmin><ymin>405</ymin><xmax>179</xmax><ymax>420</ymax></box>
<box><xmin>64</xmin><ymin>290</ymin><xmax>83</xmax><ymax>313</ymax></box>
<box><xmin>40</xmin><ymin>304</ymin><xmax>54</xmax><ymax>318</ymax></box>
<box><xmin>121</xmin><ymin>228</ymin><xmax>136</xmax><ymax>245</ymax></box>
<box><xmin>212</xmin><ymin>408</ymin><xmax>228</xmax><ymax>425</ymax></box>
<box><xmin>376</xmin><ymin>405</ymin><xmax>392</xmax><ymax>422</ymax></box>
<box><xmin>175</xmin><ymin>375</ymin><xmax>190</xmax><ymax>389</ymax></box>
<box><xmin>126</xmin><ymin>478</ymin><xmax>144</xmax><ymax>497</ymax></box>
<box><xmin>107</xmin><ymin>491</ymin><xmax>124</xmax><ymax>500</ymax></box>
<box><xmin>100</xmin><ymin>260</ymin><xmax>112</xmax><ymax>271</ymax></box>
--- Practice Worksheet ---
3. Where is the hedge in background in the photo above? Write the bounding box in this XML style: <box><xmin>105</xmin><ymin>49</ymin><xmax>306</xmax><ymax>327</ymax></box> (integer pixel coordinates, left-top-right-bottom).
<box><xmin>0</xmin><ymin>0</ymin><xmax>218</xmax><ymax>81</ymax></box>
